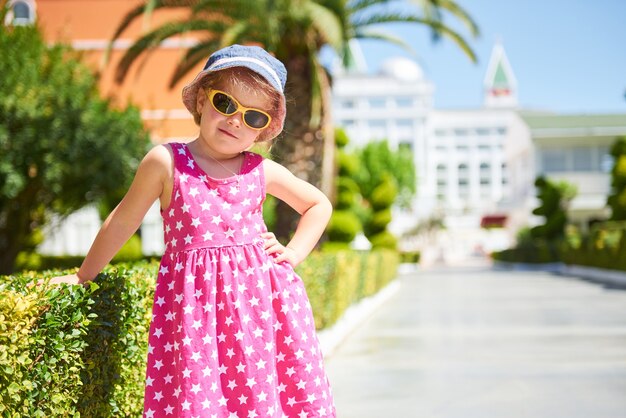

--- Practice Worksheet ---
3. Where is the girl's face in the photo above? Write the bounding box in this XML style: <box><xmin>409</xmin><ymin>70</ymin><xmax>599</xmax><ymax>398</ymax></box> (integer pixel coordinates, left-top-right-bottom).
<box><xmin>196</xmin><ymin>81</ymin><xmax>272</xmax><ymax>158</ymax></box>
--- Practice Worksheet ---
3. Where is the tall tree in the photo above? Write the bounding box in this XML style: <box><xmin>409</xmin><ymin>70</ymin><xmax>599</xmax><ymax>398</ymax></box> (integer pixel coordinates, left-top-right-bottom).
<box><xmin>0</xmin><ymin>13</ymin><xmax>149</xmax><ymax>274</ymax></box>
<box><xmin>530</xmin><ymin>176</ymin><xmax>577</xmax><ymax>241</ymax></box>
<box><xmin>109</xmin><ymin>0</ymin><xmax>478</xmax><ymax>238</ymax></box>
<box><xmin>607</xmin><ymin>136</ymin><xmax>626</xmax><ymax>220</ymax></box>
<box><xmin>354</xmin><ymin>140</ymin><xmax>416</xmax><ymax>248</ymax></box>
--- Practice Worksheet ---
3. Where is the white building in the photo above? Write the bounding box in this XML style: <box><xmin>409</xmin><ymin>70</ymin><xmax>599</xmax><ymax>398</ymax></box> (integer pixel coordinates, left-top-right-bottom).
<box><xmin>332</xmin><ymin>55</ymin><xmax>433</xmax><ymax>202</ymax></box>
<box><xmin>519</xmin><ymin>112</ymin><xmax>626</xmax><ymax>231</ymax></box>
<box><xmin>332</xmin><ymin>43</ymin><xmax>523</xmax><ymax>259</ymax></box>
<box><xmin>331</xmin><ymin>42</ymin><xmax>626</xmax><ymax>263</ymax></box>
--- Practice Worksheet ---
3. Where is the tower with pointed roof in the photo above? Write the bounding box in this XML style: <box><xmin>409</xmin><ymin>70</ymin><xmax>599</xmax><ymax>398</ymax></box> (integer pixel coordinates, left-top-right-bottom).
<box><xmin>483</xmin><ymin>42</ymin><xmax>518</xmax><ymax>108</ymax></box>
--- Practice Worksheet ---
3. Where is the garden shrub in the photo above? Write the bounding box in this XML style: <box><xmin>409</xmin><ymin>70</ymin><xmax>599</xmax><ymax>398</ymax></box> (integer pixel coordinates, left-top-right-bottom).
<box><xmin>77</xmin><ymin>262</ymin><xmax>155</xmax><ymax>417</ymax></box>
<box><xmin>326</xmin><ymin>210</ymin><xmax>361</xmax><ymax>243</ymax></box>
<box><xmin>400</xmin><ymin>250</ymin><xmax>421</xmax><ymax>264</ymax></box>
<box><xmin>561</xmin><ymin>221</ymin><xmax>626</xmax><ymax>272</ymax></box>
<box><xmin>325</xmin><ymin>128</ymin><xmax>362</xmax><ymax>247</ymax></box>
<box><xmin>0</xmin><ymin>272</ymin><xmax>96</xmax><ymax>417</ymax></box>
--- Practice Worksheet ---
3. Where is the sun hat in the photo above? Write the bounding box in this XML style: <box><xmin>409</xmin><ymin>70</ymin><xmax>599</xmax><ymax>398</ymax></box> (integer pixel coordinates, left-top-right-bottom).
<box><xmin>182</xmin><ymin>44</ymin><xmax>288</xmax><ymax>140</ymax></box>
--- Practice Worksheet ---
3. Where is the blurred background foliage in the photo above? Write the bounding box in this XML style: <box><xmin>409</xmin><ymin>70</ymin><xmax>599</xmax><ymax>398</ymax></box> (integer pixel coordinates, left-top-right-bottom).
<box><xmin>0</xmin><ymin>14</ymin><xmax>150</xmax><ymax>274</ymax></box>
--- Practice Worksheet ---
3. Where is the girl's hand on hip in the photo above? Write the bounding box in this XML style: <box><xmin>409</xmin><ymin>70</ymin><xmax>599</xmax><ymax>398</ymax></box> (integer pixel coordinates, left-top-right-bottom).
<box><xmin>261</xmin><ymin>232</ymin><xmax>298</xmax><ymax>267</ymax></box>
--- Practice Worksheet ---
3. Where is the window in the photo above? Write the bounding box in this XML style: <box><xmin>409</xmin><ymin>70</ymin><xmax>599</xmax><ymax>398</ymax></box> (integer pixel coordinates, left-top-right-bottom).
<box><xmin>368</xmin><ymin>98</ymin><xmax>385</xmax><ymax>108</ymax></box>
<box><xmin>542</xmin><ymin>150</ymin><xmax>567</xmax><ymax>172</ymax></box>
<box><xmin>396</xmin><ymin>119</ymin><xmax>413</xmax><ymax>128</ymax></box>
<box><xmin>496</xmin><ymin>126</ymin><xmax>508</xmax><ymax>136</ymax></box>
<box><xmin>480</xmin><ymin>162</ymin><xmax>490</xmax><ymax>179</ymax></box>
<box><xmin>572</xmin><ymin>147</ymin><xmax>594</xmax><ymax>171</ymax></box>
<box><xmin>458</xmin><ymin>164</ymin><xmax>469</xmax><ymax>184</ymax></box>
<box><xmin>368</xmin><ymin>120</ymin><xmax>387</xmax><ymax>139</ymax></box>
<box><xmin>368</xmin><ymin>120</ymin><xmax>386</xmax><ymax>128</ymax></box>
<box><xmin>502</xmin><ymin>162</ymin><xmax>509</xmax><ymax>184</ymax></box>
<box><xmin>454</xmin><ymin>128</ymin><xmax>469</xmax><ymax>136</ymax></box>
<box><xmin>601</xmin><ymin>153</ymin><xmax>614</xmax><ymax>173</ymax></box>
<box><xmin>339</xmin><ymin>99</ymin><xmax>356</xmax><ymax>109</ymax></box>
<box><xmin>7</xmin><ymin>0</ymin><xmax>35</xmax><ymax>26</ymax></box>
<box><xmin>436</xmin><ymin>164</ymin><xmax>447</xmax><ymax>181</ymax></box>
<box><xmin>396</xmin><ymin>119</ymin><xmax>413</xmax><ymax>138</ymax></box>
<box><xmin>459</xmin><ymin>183</ymin><xmax>470</xmax><ymax>198</ymax></box>
<box><xmin>396</xmin><ymin>97</ymin><xmax>413</xmax><ymax>107</ymax></box>
<box><xmin>476</xmin><ymin>128</ymin><xmax>491</xmax><ymax>136</ymax></box>
<box><xmin>340</xmin><ymin>119</ymin><xmax>355</xmax><ymax>128</ymax></box>
<box><xmin>435</xmin><ymin>129</ymin><xmax>448</xmax><ymax>137</ymax></box>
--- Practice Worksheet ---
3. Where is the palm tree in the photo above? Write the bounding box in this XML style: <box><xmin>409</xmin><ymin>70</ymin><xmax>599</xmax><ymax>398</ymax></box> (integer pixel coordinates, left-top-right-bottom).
<box><xmin>109</xmin><ymin>0</ymin><xmax>479</xmax><ymax>239</ymax></box>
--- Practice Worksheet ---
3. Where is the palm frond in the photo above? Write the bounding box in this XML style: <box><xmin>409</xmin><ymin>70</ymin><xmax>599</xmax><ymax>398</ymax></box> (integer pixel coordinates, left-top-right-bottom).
<box><xmin>351</xmin><ymin>11</ymin><xmax>428</xmax><ymax>27</ymax></box>
<box><xmin>353</xmin><ymin>28</ymin><xmax>412</xmax><ymax>51</ymax></box>
<box><xmin>220</xmin><ymin>21</ymin><xmax>251</xmax><ymax>47</ymax></box>
<box><xmin>115</xmin><ymin>19</ymin><xmax>228</xmax><ymax>83</ymax></box>
<box><xmin>169</xmin><ymin>40</ymin><xmax>223</xmax><ymax>87</ymax></box>
<box><xmin>350</xmin><ymin>11</ymin><xmax>476</xmax><ymax>62</ymax></box>
<box><xmin>410</xmin><ymin>0</ymin><xmax>480</xmax><ymax>37</ymax></box>
<box><xmin>347</xmin><ymin>0</ymin><xmax>397</xmax><ymax>13</ymax></box>
<box><xmin>106</xmin><ymin>0</ymin><xmax>196</xmax><ymax>65</ymax></box>
<box><xmin>305</xmin><ymin>1</ymin><xmax>344</xmax><ymax>52</ymax></box>
<box><xmin>192</xmin><ymin>0</ymin><xmax>264</xmax><ymax>20</ymax></box>
<box><xmin>410</xmin><ymin>17</ymin><xmax>477</xmax><ymax>62</ymax></box>
<box><xmin>110</xmin><ymin>0</ymin><xmax>193</xmax><ymax>42</ymax></box>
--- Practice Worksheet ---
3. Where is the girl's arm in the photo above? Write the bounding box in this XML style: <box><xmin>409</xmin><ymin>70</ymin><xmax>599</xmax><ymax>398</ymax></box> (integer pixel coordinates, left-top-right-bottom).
<box><xmin>262</xmin><ymin>159</ymin><xmax>333</xmax><ymax>267</ymax></box>
<box><xmin>50</xmin><ymin>145</ymin><xmax>172</xmax><ymax>284</ymax></box>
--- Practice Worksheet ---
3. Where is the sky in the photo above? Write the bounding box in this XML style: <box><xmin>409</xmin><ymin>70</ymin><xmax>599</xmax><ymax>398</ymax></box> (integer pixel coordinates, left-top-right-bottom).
<box><xmin>333</xmin><ymin>0</ymin><xmax>626</xmax><ymax>114</ymax></box>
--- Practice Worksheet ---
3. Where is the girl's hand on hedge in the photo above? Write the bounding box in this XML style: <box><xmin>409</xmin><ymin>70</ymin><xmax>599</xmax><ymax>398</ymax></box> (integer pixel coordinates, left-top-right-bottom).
<box><xmin>40</xmin><ymin>273</ymin><xmax>85</xmax><ymax>286</ymax></box>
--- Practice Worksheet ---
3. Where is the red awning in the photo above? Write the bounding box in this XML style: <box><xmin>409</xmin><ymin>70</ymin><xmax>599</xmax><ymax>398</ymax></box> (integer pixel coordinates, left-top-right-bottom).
<box><xmin>480</xmin><ymin>214</ymin><xmax>507</xmax><ymax>228</ymax></box>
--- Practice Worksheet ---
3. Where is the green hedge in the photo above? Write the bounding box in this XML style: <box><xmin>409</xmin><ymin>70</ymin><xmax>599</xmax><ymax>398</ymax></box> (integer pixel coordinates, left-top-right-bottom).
<box><xmin>0</xmin><ymin>250</ymin><xmax>398</xmax><ymax>417</ymax></box>
<box><xmin>491</xmin><ymin>238</ymin><xmax>562</xmax><ymax>264</ymax></box>
<box><xmin>1</xmin><ymin>273</ymin><xmax>96</xmax><ymax>417</ymax></box>
<box><xmin>561</xmin><ymin>221</ymin><xmax>626</xmax><ymax>271</ymax></box>
<box><xmin>492</xmin><ymin>221</ymin><xmax>626</xmax><ymax>271</ymax></box>
<box><xmin>297</xmin><ymin>249</ymin><xmax>398</xmax><ymax>329</ymax></box>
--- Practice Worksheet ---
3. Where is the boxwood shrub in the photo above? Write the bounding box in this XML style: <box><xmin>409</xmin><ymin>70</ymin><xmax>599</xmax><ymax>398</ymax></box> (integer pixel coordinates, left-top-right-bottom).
<box><xmin>561</xmin><ymin>221</ymin><xmax>626</xmax><ymax>271</ymax></box>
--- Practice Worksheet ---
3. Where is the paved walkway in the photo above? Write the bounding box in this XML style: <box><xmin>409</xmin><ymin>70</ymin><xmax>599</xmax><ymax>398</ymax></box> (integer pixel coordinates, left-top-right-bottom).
<box><xmin>325</xmin><ymin>266</ymin><xmax>626</xmax><ymax>418</ymax></box>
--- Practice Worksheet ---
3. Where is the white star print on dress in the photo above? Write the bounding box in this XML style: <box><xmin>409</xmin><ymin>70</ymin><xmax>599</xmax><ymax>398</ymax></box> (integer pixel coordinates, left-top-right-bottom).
<box><xmin>143</xmin><ymin>143</ymin><xmax>335</xmax><ymax>417</ymax></box>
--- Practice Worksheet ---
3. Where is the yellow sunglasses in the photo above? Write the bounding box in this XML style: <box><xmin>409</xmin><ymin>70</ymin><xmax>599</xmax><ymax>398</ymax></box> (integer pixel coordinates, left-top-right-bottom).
<box><xmin>205</xmin><ymin>89</ymin><xmax>272</xmax><ymax>130</ymax></box>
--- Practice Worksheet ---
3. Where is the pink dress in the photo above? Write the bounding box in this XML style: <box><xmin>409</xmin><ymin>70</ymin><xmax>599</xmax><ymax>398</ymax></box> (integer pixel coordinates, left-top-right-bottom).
<box><xmin>143</xmin><ymin>142</ymin><xmax>335</xmax><ymax>417</ymax></box>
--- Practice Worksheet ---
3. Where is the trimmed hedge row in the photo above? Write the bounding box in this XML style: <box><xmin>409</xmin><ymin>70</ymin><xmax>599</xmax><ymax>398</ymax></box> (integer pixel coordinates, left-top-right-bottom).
<box><xmin>491</xmin><ymin>221</ymin><xmax>626</xmax><ymax>272</ymax></box>
<box><xmin>299</xmin><ymin>250</ymin><xmax>399</xmax><ymax>329</ymax></box>
<box><xmin>0</xmin><ymin>250</ymin><xmax>398</xmax><ymax>417</ymax></box>
<box><xmin>491</xmin><ymin>238</ymin><xmax>562</xmax><ymax>264</ymax></box>
<box><xmin>561</xmin><ymin>222</ymin><xmax>626</xmax><ymax>272</ymax></box>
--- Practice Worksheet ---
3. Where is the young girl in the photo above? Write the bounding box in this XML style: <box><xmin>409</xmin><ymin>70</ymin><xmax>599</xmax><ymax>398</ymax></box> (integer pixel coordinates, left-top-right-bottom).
<box><xmin>52</xmin><ymin>44</ymin><xmax>336</xmax><ymax>417</ymax></box>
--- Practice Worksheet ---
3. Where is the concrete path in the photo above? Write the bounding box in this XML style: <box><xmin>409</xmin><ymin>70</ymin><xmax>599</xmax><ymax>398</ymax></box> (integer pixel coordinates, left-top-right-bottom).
<box><xmin>325</xmin><ymin>266</ymin><xmax>626</xmax><ymax>418</ymax></box>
